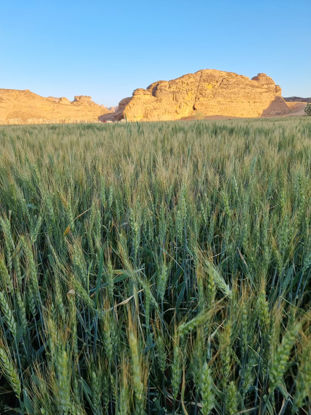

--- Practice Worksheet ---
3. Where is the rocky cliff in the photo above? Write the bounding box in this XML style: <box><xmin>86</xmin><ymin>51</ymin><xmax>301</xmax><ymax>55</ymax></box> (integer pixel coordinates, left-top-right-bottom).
<box><xmin>106</xmin><ymin>70</ymin><xmax>290</xmax><ymax>121</ymax></box>
<box><xmin>0</xmin><ymin>89</ymin><xmax>110</xmax><ymax>125</ymax></box>
<box><xmin>0</xmin><ymin>70</ymin><xmax>294</xmax><ymax>125</ymax></box>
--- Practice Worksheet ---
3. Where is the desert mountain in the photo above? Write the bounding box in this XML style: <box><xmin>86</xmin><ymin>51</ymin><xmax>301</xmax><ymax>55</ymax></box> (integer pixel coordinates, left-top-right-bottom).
<box><xmin>0</xmin><ymin>89</ymin><xmax>110</xmax><ymax>125</ymax></box>
<box><xmin>103</xmin><ymin>69</ymin><xmax>290</xmax><ymax>122</ymax></box>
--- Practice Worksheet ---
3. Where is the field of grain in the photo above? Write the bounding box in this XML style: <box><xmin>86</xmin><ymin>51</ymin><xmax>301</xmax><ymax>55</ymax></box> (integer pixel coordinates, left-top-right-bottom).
<box><xmin>0</xmin><ymin>118</ymin><xmax>311</xmax><ymax>414</ymax></box>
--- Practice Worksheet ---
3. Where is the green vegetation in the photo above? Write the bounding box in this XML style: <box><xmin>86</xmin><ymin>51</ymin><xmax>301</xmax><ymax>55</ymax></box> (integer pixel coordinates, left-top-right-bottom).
<box><xmin>305</xmin><ymin>103</ymin><xmax>311</xmax><ymax>116</ymax></box>
<box><xmin>0</xmin><ymin>118</ymin><xmax>311</xmax><ymax>414</ymax></box>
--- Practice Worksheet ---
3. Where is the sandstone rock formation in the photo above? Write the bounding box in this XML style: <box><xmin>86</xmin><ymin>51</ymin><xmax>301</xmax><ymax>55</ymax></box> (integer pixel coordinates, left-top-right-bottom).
<box><xmin>0</xmin><ymin>89</ymin><xmax>110</xmax><ymax>125</ymax></box>
<box><xmin>100</xmin><ymin>97</ymin><xmax>131</xmax><ymax>122</ymax></box>
<box><xmin>107</xmin><ymin>69</ymin><xmax>290</xmax><ymax>121</ymax></box>
<box><xmin>0</xmin><ymin>70</ymin><xmax>297</xmax><ymax>125</ymax></box>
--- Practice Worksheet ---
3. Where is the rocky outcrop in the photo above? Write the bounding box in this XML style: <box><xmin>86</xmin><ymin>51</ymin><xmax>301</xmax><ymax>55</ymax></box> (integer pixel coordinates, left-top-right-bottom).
<box><xmin>109</xmin><ymin>69</ymin><xmax>290</xmax><ymax>121</ymax></box>
<box><xmin>0</xmin><ymin>89</ymin><xmax>110</xmax><ymax>125</ymax></box>
<box><xmin>0</xmin><ymin>70</ymin><xmax>295</xmax><ymax>125</ymax></box>
<box><xmin>72</xmin><ymin>96</ymin><xmax>94</xmax><ymax>104</ymax></box>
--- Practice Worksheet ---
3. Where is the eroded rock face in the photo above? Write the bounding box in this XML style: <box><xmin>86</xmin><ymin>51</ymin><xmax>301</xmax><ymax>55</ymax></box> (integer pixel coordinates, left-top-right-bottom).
<box><xmin>117</xmin><ymin>70</ymin><xmax>289</xmax><ymax>121</ymax></box>
<box><xmin>0</xmin><ymin>89</ymin><xmax>110</xmax><ymax>125</ymax></box>
<box><xmin>99</xmin><ymin>97</ymin><xmax>132</xmax><ymax>122</ymax></box>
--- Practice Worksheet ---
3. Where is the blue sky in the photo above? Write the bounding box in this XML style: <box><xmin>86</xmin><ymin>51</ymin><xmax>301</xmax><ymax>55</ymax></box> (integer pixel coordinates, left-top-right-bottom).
<box><xmin>1</xmin><ymin>0</ymin><xmax>310</xmax><ymax>106</ymax></box>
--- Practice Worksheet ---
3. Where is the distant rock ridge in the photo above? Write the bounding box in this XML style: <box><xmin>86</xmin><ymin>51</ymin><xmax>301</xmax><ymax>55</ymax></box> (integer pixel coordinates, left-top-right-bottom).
<box><xmin>102</xmin><ymin>69</ymin><xmax>290</xmax><ymax>122</ymax></box>
<box><xmin>0</xmin><ymin>70</ymin><xmax>301</xmax><ymax>125</ymax></box>
<box><xmin>0</xmin><ymin>89</ymin><xmax>110</xmax><ymax>125</ymax></box>
<box><xmin>284</xmin><ymin>97</ymin><xmax>311</xmax><ymax>103</ymax></box>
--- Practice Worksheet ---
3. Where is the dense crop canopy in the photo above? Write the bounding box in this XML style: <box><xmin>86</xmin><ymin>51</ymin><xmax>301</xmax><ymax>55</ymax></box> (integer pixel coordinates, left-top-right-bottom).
<box><xmin>0</xmin><ymin>118</ymin><xmax>311</xmax><ymax>414</ymax></box>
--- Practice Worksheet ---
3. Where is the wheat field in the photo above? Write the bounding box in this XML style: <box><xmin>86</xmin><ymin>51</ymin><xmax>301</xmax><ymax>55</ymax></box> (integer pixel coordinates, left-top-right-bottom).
<box><xmin>0</xmin><ymin>118</ymin><xmax>311</xmax><ymax>414</ymax></box>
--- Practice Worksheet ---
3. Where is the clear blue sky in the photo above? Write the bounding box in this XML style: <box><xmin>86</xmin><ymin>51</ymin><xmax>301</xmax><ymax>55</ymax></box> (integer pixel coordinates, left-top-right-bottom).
<box><xmin>1</xmin><ymin>0</ymin><xmax>310</xmax><ymax>106</ymax></box>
